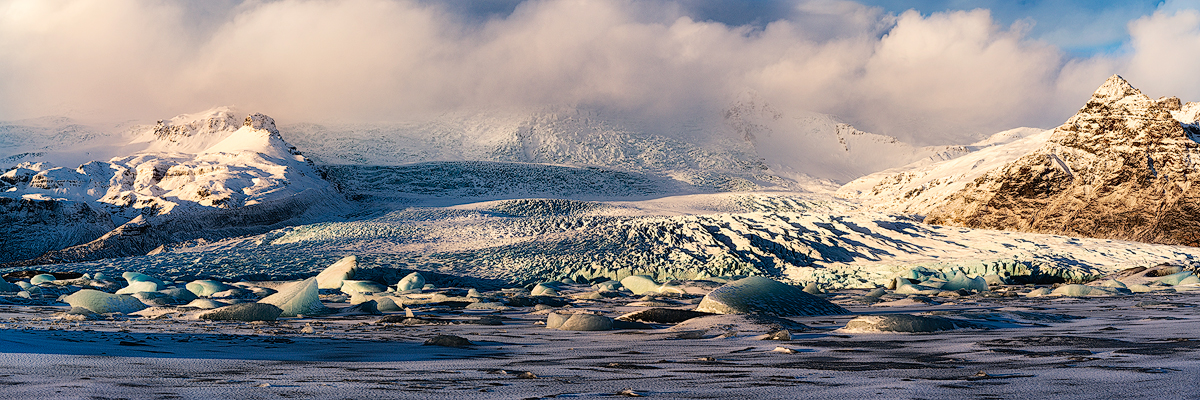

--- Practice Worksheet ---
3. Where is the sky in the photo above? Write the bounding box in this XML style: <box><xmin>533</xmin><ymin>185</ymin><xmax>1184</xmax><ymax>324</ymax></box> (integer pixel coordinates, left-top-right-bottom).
<box><xmin>3</xmin><ymin>0</ymin><xmax>1200</xmax><ymax>145</ymax></box>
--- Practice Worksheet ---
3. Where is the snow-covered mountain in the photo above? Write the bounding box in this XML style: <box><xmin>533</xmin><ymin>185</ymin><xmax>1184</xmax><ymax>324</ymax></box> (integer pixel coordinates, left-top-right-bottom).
<box><xmin>843</xmin><ymin>75</ymin><xmax>1200</xmax><ymax>246</ymax></box>
<box><xmin>0</xmin><ymin>108</ymin><xmax>346</xmax><ymax>265</ymax></box>
<box><xmin>836</xmin><ymin>127</ymin><xmax>1048</xmax><ymax>214</ymax></box>
<box><xmin>281</xmin><ymin>95</ymin><xmax>972</xmax><ymax>191</ymax></box>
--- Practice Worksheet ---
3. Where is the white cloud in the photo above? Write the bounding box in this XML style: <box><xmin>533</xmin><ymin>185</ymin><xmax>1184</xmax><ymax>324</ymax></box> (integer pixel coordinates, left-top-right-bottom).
<box><xmin>1</xmin><ymin>0</ymin><xmax>1199</xmax><ymax>146</ymax></box>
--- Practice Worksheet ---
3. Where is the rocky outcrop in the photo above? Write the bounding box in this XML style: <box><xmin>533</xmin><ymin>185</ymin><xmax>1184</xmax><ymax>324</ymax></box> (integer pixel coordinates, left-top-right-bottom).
<box><xmin>925</xmin><ymin>75</ymin><xmax>1200</xmax><ymax>245</ymax></box>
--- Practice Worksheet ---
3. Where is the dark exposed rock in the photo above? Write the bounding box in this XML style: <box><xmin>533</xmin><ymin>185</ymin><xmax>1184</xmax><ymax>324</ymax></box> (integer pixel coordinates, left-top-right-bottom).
<box><xmin>617</xmin><ymin>308</ymin><xmax>715</xmax><ymax>324</ymax></box>
<box><xmin>423</xmin><ymin>334</ymin><xmax>473</xmax><ymax>348</ymax></box>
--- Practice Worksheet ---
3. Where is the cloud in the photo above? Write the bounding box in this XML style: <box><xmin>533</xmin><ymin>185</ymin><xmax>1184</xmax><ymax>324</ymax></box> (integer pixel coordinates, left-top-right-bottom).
<box><xmin>0</xmin><ymin>0</ymin><xmax>1198</xmax><ymax>146</ymax></box>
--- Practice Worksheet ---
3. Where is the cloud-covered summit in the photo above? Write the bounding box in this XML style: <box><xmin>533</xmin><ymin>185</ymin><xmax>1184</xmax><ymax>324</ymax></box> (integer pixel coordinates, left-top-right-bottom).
<box><xmin>3</xmin><ymin>0</ymin><xmax>1200</xmax><ymax>145</ymax></box>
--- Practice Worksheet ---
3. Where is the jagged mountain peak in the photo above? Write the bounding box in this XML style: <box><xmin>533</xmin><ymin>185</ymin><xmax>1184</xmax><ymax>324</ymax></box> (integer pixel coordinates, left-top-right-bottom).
<box><xmin>1089</xmin><ymin>74</ymin><xmax>1143</xmax><ymax>104</ymax></box>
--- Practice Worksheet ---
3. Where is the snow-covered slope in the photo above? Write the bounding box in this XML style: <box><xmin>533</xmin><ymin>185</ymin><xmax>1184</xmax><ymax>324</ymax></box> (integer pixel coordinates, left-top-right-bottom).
<box><xmin>837</xmin><ymin>127</ymin><xmax>1049</xmax><ymax>215</ymax></box>
<box><xmin>0</xmin><ymin>109</ymin><xmax>346</xmax><ymax>265</ymax></box>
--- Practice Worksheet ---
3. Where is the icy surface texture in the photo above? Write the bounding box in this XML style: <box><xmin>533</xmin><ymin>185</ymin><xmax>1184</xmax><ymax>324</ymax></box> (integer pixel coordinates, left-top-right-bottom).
<box><xmin>695</xmin><ymin>276</ymin><xmax>849</xmax><ymax>316</ymax></box>
<box><xmin>62</xmin><ymin>289</ymin><xmax>147</xmax><ymax>314</ymax></box>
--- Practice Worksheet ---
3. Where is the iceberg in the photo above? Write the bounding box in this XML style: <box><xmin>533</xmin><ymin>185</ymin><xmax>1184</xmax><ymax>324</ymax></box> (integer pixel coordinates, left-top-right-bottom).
<box><xmin>695</xmin><ymin>276</ymin><xmax>849</xmax><ymax>317</ymax></box>
<box><xmin>258</xmin><ymin>278</ymin><xmax>328</xmax><ymax>317</ymax></box>
<box><xmin>843</xmin><ymin>314</ymin><xmax>980</xmax><ymax>333</ymax></box>
<box><xmin>62</xmin><ymin>289</ymin><xmax>147</xmax><ymax>314</ymax></box>
<box><xmin>185</xmin><ymin>280</ymin><xmax>232</xmax><ymax>297</ymax></box>
<box><xmin>546</xmin><ymin>312</ymin><xmax>613</xmax><ymax>331</ymax></box>
<box><xmin>396</xmin><ymin>272</ymin><xmax>426</xmax><ymax>292</ymax></box>
<box><xmin>339</xmin><ymin>280</ymin><xmax>387</xmax><ymax>295</ymax></box>
<box><xmin>30</xmin><ymin>274</ymin><xmax>55</xmax><ymax>285</ymax></box>
<box><xmin>620</xmin><ymin>275</ymin><xmax>660</xmax><ymax>295</ymax></box>
<box><xmin>115</xmin><ymin>280</ymin><xmax>161</xmax><ymax>295</ymax></box>
<box><xmin>316</xmin><ymin>255</ymin><xmax>359</xmax><ymax>289</ymax></box>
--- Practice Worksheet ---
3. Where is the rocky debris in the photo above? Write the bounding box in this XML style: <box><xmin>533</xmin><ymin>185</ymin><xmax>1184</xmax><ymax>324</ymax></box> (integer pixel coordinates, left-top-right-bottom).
<box><xmin>695</xmin><ymin>276</ymin><xmax>850</xmax><ymax>317</ymax></box>
<box><xmin>925</xmin><ymin>75</ymin><xmax>1200</xmax><ymax>246</ymax></box>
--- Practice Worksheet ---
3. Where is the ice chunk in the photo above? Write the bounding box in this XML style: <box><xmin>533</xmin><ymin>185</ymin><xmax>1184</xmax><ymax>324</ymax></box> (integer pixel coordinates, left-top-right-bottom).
<box><xmin>466</xmin><ymin>301</ymin><xmax>509</xmax><ymax>310</ymax></box>
<box><xmin>1126</xmin><ymin>284</ymin><xmax>1153</xmax><ymax>293</ymax></box>
<box><xmin>185</xmin><ymin>280</ymin><xmax>232</xmax><ymax>297</ymax></box>
<box><xmin>340</xmin><ymin>280</ymin><xmax>387</xmax><ymax>295</ymax></box>
<box><xmin>184</xmin><ymin>299</ymin><xmax>226</xmax><ymax>309</ymax></box>
<box><xmin>547</xmin><ymin>312</ymin><xmax>613</xmax><ymax>331</ymax></box>
<box><xmin>159</xmin><ymin>288</ymin><xmax>198</xmax><ymax>303</ymax></box>
<box><xmin>133</xmin><ymin>291</ymin><xmax>177</xmax><ymax>306</ymax></box>
<box><xmin>894</xmin><ymin>283</ymin><xmax>941</xmax><ymax>295</ymax></box>
<box><xmin>1098</xmin><ymin>279</ymin><xmax>1127</xmax><ymax>289</ymax></box>
<box><xmin>942</xmin><ymin>273</ymin><xmax>988</xmax><ymax>292</ymax></box>
<box><xmin>1050</xmin><ymin>284</ymin><xmax>1121</xmax><ymax>297</ymax></box>
<box><xmin>983</xmin><ymin>274</ymin><xmax>1007</xmax><ymax>286</ymax></box>
<box><xmin>1179</xmin><ymin>275</ymin><xmax>1200</xmax><ymax>286</ymax></box>
<box><xmin>258</xmin><ymin>278</ymin><xmax>328</xmax><ymax>317</ymax></box>
<box><xmin>1158</xmin><ymin>271</ymin><xmax>1194</xmax><ymax>286</ymax></box>
<box><xmin>29</xmin><ymin>274</ymin><xmax>55</xmax><ymax>285</ymax></box>
<box><xmin>63</xmin><ymin>289</ymin><xmax>147</xmax><ymax>314</ymax></box>
<box><xmin>842</xmin><ymin>314</ymin><xmax>981</xmax><ymax>333</ymax></box>
<box><xmin>316</xmin><ymin>255</ymin><xmax>359</xmax><ymax>289</ymax></box>
<box><xmin>531</xmin><ymin>283</ymin><xmax>558</xmax><ymax>296</ymax></box>
<box><xmin>115</xmin><ymin>280</ymin><xmax>161</xmax><ymax>295</ymax></box>
<box><xmin>1024</xmin><ymin>287</ymin><xmax>1052</xmax><ymax>297</ymax></box>
<box><xmin>620</xmin><ymin>275</ymin><xmax>659</xmax><ymax>295</ymax></box>
<box><xmin>0</xmin><ymin>280</ymin><xmax>20</xmax><ymax>293</ymax></box>
<box><xmin>864</xmin><ymin>288</ymin><xmax>887</xmax><ymax>298</ymax></box>
<box><xmin>695</xmin><ymin>276</ymin><xmax>849</xmax><ymax>317</ymax></box>
<box><xmin>396</xmin><ymin>272</ymin><xmax>426</xmax><ymax>291</ymax></box>
<box><xmin>802</xmin><ymin>282</ymin><xmax>822</xmax><ymax>295</ymax></box>
<box><xmin>122</xmin><ymin>272</ymin><xmax>165</xmax><ymax>287</ymax></box>
<box><xmin>467</xmin><ymin>288</ymin><xmax>481</xmax><ymax>298</ymax></box>
<box><xmin>593</xmin><ymin>281</ymin><xmax>622</xmax><ymax>292</ymax></box>
<box><xmin>376</xmin><ymin>297</ymin><xmax>402</xmax><ymax>312</ymax></box>
<box><xmin>199</xmin><ymin>303</ymin><xmax>282</xmax><ymax>321</ymax></box>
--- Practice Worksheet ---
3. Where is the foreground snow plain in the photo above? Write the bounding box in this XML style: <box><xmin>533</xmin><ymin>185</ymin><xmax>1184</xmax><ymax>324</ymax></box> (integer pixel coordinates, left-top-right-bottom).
<box><xmin>3</xmin><ymin>285</ymin><xmax>1200</xmax><ymax>399</ymax></box>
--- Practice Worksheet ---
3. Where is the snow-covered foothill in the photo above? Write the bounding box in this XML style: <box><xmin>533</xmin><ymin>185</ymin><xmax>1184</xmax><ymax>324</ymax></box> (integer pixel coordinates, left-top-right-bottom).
<box><xmin>695</xmin><ymin>276</ymin><xmax>849</xmax><ymax>317</ymax></box>
<box><xmin>258</xmin><ymin>278</ymin><xmax>327</xmax><ymax>317</ymax></box>
<box><xmin>396</xmin><ymin>272</ymin><xmax>425</xmax><ymax>292</ymax></box>
<box><xmin>62</xmin><ymin>289</ymin><xmax>147</xmax><ymax>314</ymax></box>
<box><xmin>315</xmin><ymin>255</ymin><xmax>358</xmax><ymax>290</ymax></box>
